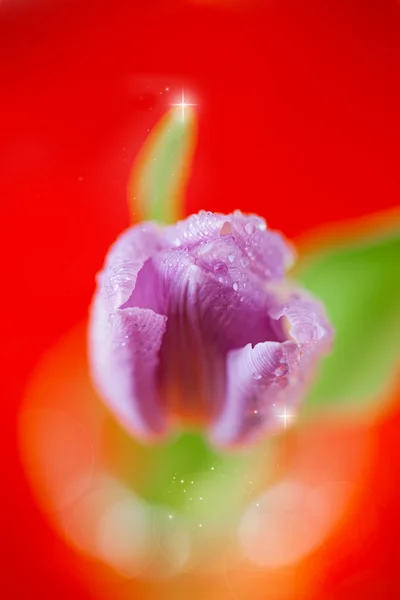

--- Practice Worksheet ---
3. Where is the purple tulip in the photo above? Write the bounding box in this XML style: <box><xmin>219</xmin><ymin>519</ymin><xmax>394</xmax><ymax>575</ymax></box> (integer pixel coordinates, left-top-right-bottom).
<box><xmin>89</xmin><ymin>211</ymin><xmax>333</xmax><ymax>447</ymax></box>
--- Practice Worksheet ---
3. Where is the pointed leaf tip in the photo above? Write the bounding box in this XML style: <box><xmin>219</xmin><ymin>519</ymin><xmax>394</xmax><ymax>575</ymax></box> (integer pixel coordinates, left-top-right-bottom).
<box><xmin>128</xmin><ymin>107</ymin><xmax>198</xmax><ymax>224</ymax></box>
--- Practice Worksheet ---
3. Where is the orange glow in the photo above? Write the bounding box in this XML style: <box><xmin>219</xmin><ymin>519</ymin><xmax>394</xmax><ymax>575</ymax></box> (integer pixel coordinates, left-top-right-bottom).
<box><xmin>18</xmin><ymin>321</ymin><xmax>374</xmax><ymax>599</ymax></box>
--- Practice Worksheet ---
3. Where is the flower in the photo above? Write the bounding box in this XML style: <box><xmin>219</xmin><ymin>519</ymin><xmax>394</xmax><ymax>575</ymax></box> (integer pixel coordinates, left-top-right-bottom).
<box><xmin>89</xmin><ymin>210</ymin><xmax>333</xmax><ymax>447</ymax></box>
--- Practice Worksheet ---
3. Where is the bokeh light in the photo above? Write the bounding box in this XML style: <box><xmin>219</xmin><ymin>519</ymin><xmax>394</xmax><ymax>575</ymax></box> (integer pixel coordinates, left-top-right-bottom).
<box><xmin>18</xmin><ymin>319</ymin><xmax>373</xmax><ymax>598</ymax></box>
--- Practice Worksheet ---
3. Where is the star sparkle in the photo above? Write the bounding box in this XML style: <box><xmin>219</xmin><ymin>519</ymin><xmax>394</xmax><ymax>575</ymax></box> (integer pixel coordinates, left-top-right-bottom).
<box><xmin>171</xmin><ymin>89</ymin><xmax>197</xmax><ymax>121</ymax></box>
<box><xmin>277</xmin><ymin>407</ymin><xmax>293</xmax><ymax>429</ymax></box>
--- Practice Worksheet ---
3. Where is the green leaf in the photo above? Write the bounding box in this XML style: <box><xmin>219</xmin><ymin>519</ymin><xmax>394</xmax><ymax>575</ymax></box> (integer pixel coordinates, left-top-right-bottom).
<box><xmin>107</xmin><ymin>416</ymin><xmax>278</xmax><ymax>526</ymax></box>
<box><xmin>128</xmin><ymin>108</ymin><xmax>197</xmax><ymax>224</ymax></box>
<box><xmin>296</xmin><ymin>227</ymin><xmax>400</xmax><ymax>418</ymax></box>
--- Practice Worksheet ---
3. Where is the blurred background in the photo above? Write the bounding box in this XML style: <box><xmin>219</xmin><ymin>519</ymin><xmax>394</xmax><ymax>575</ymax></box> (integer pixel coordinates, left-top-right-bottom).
<box><xmin>1</xmin><ymin>0</ymin><xmax>400</xmax><ymax>598</ymax></box>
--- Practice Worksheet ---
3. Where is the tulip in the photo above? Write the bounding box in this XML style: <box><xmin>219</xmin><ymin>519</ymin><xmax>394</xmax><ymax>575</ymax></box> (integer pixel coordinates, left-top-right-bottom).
<box><xmin>89</xmin><ymin>209</ymin><xmax>333</xmax><ymax>447</ymax></box>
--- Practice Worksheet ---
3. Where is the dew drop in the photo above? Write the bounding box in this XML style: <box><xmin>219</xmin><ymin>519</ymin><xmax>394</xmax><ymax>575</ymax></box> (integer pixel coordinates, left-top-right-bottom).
<box><xmin>245</xmin><ymin>223</ymin><xmax>254</xmax><ymax>235</ymax></box>
<box><xmin>252</xmin><ymin>373</ymin><xmax>262</xmax><ymax>380</ymax></box>
<box><xmin>233</xmin><ymin>282</ymin><xmax>239</xmax><ymax>291</ymax></box>
<box><xmin>214</xmin><ymin>262</ymin><xmax>227</xmax><ymax>274</ymax></box>
<box><xmin>240</xmin><ymin>257</ymin><xmax>250</xmax><ymax>268</ymax></box>
<box><xmin>228</xmin><ymin>253</ymin><xmax>235</xmax><ymax>263</ymax></box>
<box><xmin>220</xmin><ymin>221</ymin><xmax>232</xmax><ymax>236</ymax></box>
<box><xmin>274</xmin><ymin>364</ymin><xmax>289</xmax><ymax>377</ymax></box>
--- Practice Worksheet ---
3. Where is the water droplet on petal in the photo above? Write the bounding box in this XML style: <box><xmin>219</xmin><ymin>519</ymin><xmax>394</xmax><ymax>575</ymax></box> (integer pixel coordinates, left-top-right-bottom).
<box><xmin>252</xmin><ymin>373</ymin><xmax>262</xmax><ymax>380</ymax></box>
<box><xmin>233</xmin><ymin>282</ymin><xmax>239</xmax><ymax>291</ymax></box>
<box><xmin>228</xmin><ymin>254</ymin><xmax>235</xmax><ymax>263</ymax></box>
<box><xmin>274</xmin><ymin>364</ymin><xmax>289</xmax><ymax>378</ymax></box>
<box><xmin>214</xmin><ymin>262</ymin><xmax>228</xmax><ymax>275</ymax></box>
<box><xmin>245</xmin><ymin>223</ymin><xmax>254</xmax><ymax>235</ymax></box>
<box><xmin>220</xmin><ymin>221</ymin><xmax>232</xmax><ymax>236</ymax></box>
<box><xmin>240</xmin><ymin>257</ymin><xmax>250</xmax><ymax>268</ymax></box>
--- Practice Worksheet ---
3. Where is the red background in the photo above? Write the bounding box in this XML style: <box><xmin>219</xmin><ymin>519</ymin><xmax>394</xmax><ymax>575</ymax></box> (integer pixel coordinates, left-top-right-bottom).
<box><xmin>1</xmin><ymin>0</ymin><xmax>400</xmax><ymax>598</ymax></box>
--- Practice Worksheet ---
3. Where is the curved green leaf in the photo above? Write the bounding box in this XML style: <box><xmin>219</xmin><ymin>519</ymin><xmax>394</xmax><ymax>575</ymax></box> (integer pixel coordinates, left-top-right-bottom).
<box><xmin>297</xmin><ymin>227</ymin><xmax>400</xmax><ymax>418</ymax></box>
<box><xmin>128</xmin><ymin>107</ymin><xmax>197</xmax><ymax>224</ymax></box>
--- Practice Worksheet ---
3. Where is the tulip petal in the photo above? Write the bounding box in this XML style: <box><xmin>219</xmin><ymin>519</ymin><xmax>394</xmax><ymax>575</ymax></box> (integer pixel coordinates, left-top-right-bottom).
<box><xmin>90</xmin><ymin>300</ymin><xmax>168</xmax><ymax>439</ymax></box>
<box><xmin>164</xmin><ymin>210</ymin><xmax>295</xmax><ymax>281</ymax></box>
<box><xmin>210</xmin><ymin>293</ymin><xmax>333</xmax><ymax>447</ymax></box>
<box><xmin>89</xmin><ymin>224</ymin><xmax>169</xmax><ymax>440</ymax></box>
<box><xmin>269</xmin><ymin>294</ymin><xmax>334</xmax><ymax>349</ymax></box>
<box><xmin>98</xmin><ymin>222</ymin><xmax>166</xmax><ymax>310</ymax></box>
